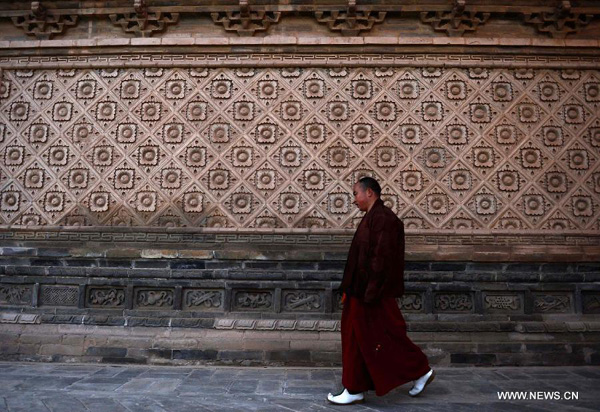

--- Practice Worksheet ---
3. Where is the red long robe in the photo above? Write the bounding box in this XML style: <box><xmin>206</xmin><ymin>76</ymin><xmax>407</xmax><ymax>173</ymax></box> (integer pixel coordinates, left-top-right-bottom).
<box><xmin>340</xmin><ymin>198</ymin><xmax>430</xmax><ymax>396</ymax></box>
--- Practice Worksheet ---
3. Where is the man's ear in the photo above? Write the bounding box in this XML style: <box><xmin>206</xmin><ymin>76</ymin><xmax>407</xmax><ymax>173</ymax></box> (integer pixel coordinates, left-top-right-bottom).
<box><xmin>366</xmin><ymin>188</ymin><xmax>374</xmax><ymax>198</ymax></box>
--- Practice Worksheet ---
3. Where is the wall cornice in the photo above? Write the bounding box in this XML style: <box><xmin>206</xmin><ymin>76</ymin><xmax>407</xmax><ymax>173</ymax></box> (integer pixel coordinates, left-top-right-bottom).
<box><xmin>0</xmin><ymin>1</ymin><xmax>599</xmax><ymax>39</ymax></box>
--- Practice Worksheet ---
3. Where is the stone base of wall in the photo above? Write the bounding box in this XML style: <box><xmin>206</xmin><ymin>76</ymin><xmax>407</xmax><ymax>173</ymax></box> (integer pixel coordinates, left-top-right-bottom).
<box><xmin>2</xmin><ymin>320</ymin><xmax>600</xmax><ymax>367</ymax></box>
<box><xmin>1</xmin><ymin>245</ymin><xmax>599</xmax><ymax>366</ymax></box>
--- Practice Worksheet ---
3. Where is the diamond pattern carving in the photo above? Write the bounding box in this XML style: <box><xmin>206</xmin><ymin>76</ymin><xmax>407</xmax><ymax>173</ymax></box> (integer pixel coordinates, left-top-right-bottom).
<box><xmin>1</xmin><ymin>67</ymin><xmax>599</xmax><ymax>230</ymax></box>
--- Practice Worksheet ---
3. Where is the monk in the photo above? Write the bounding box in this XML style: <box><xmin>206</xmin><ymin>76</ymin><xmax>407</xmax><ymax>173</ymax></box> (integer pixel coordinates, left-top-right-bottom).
<box><xmin>327</xmin><ymin>176</ymin><xmax>434</xmax><ymax>405</ymax></box>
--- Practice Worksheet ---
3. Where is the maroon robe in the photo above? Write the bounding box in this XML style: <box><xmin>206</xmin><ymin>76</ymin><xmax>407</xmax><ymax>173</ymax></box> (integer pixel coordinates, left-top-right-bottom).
<box><xmin>340</xmin><ymin>198</ymin><xmax>430</xmax><ymax>396</ymax></box>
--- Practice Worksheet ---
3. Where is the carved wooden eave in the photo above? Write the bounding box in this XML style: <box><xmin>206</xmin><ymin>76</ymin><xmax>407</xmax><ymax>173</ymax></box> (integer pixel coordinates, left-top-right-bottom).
<box><xmin>0</xmin><ymin>1</ymin><xmax>599</xmax><ymax>38</ymax></box>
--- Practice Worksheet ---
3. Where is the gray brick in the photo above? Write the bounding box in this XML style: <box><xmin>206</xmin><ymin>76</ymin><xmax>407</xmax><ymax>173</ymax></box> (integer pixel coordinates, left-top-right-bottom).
<box><xmin>317</xmin><ymin>262</ymin><xmax>345</xmax><ymax>271</ymax></box>
<box><xmin>218</xmin><ymin>350</ymin><xmax>263</xmax><ymax>361</ymax></box>
<box><xmin>173</xmin><ymin>349</ymin><xmax>218</xmax><ymax>360</ymax></box>
<box><xmin>280</xmin><ymin>261</ymin><xmax>317</xmax><ymax>270</ymax></box>
<box><xmin>466</xmin><ymin>262</ymin><xmax>504</xmax><ymax>272</ymax></box>
<box><xmin>86</xmin><ymin>347</ymin><xmax>127</xmax><ymax>358</ymax></box>
<box><xmin>171</xmin><ymin>260</ymin><xmax>206</xmax><ymax>270</ymax></box>
<box><xmin>431</xmin><ymin>262</ymin><xmax>467</xmax><ymax>272</ymax></box>
<box><xmin>576</xmin><ymin>263</ymin><xmax>600</xmax><ymax>272</ymax></box>
<box><xmin>98</xmin><ymin>259</ymin><xmax>132</xmax><ymax>268</ymax></box>
<box><xmin>0</xmin><ymin>247</ymin><xmax>36</xmax><ymax>256</ymax></box>
<box><xmin>450</xmin><ymin>353</ymin><xmax>496</xmax><ymax>365</ymax></box>
<box><xmin>526</xmin><ymin>343</ymin><xmax>569</xmax><ymax>353</ymax></box>
<box><xmin>133</xmin><ymin>260</ymin><xmax>170</xmax><ymax>269</ymax></box>
<box><xmin>505</xmin><ymin>263</ymin><xmax>540</xmax><ymax>272</ymax></box>
<box><xmin>267</xmin><ymin>350</ymin><xmax>311</xmax><ymax>364</ymax></box>
<box><xmin>244</xmin><ymin>261</ymin><xmax>281</xmax><ymax>269</ymax></box>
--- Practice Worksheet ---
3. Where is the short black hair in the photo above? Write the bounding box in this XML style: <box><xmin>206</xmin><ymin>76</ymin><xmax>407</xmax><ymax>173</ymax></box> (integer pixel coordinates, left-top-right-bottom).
<box><xmin>357</xmin><ymin>176</ymin><xmax>381</xmax><ymax>197</ymax></box>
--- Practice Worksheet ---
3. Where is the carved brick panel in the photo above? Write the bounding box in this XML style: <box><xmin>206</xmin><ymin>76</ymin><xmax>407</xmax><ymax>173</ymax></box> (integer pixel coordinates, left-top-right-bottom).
<box><xmin>582</xmin><ymin>292</ymin><xmax>600</xmax><ymax>314</ymax></box>
<box><xmin>232</xmin><ymin>290</ymin><xmax>273</xmax><ymax>311</ymax></box>
<box><xmin>397</xmin><ymin>293</ymin><xmax>424</xmax><ymax>312</ymax></box>
<box><xmin>533</xmin><ymin>293</ymin><xmax>573</xmax><ymax>313</ymax></box>
<box><xmin>483</xmin><ymin>293</ymin><xmax>523</xmax><ymax>313</ymax></box>
<box><xmin>434</xmin><ymin>292</ymin><xmax>473</xmax><ymax>312</ymax></box>
<box><xmin>282</xmin><ymin>290</ymin><xmax>323</xmax><ymax>312</ymax></box>
<box><xmin>134</xmin><ymin>288</ymin><xmax>174</xmax><ymax>309</ymax></box>
<box><xmin>39</xmin><ymin>285</ymin><xmax>78</xmax><ymax>307</ymax></box>
<box><xmin>0</xmin><ymin>66</ymin><xmax>598</xmax><ymax>232</ymax></box>
<box><xmin>86</xmin><ymin>286</ymin><xmax>126</xmax><ymax>308</ymax></box>
<box><xmin>0</xmin><ymin>284</ymin><xmax>32</xmax><ymax>305</ymax></box>
<box><xmin>183</xmin><ymin>288</ymin><xmax>224</xmax><ymax>311</ymax></box>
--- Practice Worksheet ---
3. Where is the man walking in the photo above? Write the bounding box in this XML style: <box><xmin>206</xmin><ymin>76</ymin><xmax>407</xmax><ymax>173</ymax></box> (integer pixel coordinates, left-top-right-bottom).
<box><xmin>327</xmin><ymin>176</ymin><xmax>434</xmax><ymax>405</ymax></box>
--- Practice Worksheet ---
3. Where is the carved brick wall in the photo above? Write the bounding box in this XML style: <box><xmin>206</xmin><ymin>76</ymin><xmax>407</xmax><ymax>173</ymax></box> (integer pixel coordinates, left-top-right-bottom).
<box><xmin>1</xmin><ymin>65</ymin><xmax>599</xmax><ymax>231</ymax></box>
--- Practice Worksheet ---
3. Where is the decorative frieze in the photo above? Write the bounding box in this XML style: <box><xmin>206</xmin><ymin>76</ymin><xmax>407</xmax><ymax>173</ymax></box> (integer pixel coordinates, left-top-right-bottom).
<box><xmin>3</xmin><ymin>2</ymin><xmax>599</xmax><ymax>38</ymax></box>
<box><xmin>1</xmin><ymin>65</ymin><xmax>599</xmax><ymax>232</ymax></box>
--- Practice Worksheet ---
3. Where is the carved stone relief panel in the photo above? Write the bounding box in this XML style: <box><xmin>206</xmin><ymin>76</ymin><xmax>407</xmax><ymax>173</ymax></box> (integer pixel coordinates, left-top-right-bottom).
<box><xmin>0</xmin><ymin>66</ymin><xmax>598</xmax><ymax>232</ymax></box>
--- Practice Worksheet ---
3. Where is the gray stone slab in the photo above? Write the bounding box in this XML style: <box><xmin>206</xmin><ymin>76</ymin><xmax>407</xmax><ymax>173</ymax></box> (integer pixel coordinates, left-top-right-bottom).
<box><xmin>117</xmin><ymin>397</ymin><xmax>170</xmax><ymax>412</ymax></box>
<box><xmin>75</xmin><ymin>397</ymin><xmax>129</xmax><ymax>412</ymax></box>
<box><xmin>66</xmin><ymin>377</ymin><xmax>127</xmax><ymax>392</ymax></box>
<box><xmin>40</xmin><ymin>395</ymin><xmax>88</xmax><ymax>412</ymax></box>
<box><xmin>13</xmin><ymin>376</ymin><xmax>80</xmax><ymax>391</ymax></box>
<box><xmin>256</xmin><ymin>379</ymin><xmax>284</xmax><ymax>395</ymax></box>
<box><xmin>5</xmin><ymin>394</ymin><xmax>51</xmax><ymax>412</ymax></box>
<box><xmin>227</xmin><ymin>380</ymin><xmax>259</xmax><ymax>394</ymax></box>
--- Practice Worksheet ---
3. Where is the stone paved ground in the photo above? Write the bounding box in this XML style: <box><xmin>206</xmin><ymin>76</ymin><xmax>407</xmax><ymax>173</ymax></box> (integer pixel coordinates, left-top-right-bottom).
<box><xmin>0</xmin><ymin>362</ymin><xmax>599</xmax><ymax>411</ymax></box>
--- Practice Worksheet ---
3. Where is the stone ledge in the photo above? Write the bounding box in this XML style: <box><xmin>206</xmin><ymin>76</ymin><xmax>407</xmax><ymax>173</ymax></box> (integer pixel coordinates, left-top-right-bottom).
<box><xmin>0</xmin><ymin>313</ymin><xmax>41</xmax><ymax>324</ymax></box>
<box><xmin>2</xmin><ymin>37</ymin><xmax>599</xmax><ymax>50</ymax></box>
<box><xmin>6</xmin><ymin>312</ymin><xmax>598</xmax><ymax>334</ymax></box>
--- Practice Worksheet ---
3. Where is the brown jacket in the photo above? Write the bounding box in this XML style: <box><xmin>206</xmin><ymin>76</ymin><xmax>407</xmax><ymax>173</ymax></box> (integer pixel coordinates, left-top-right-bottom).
<box><xmin>340</xmin><ymin>198</ymin><xmax>405</xmax><ymax>303</ymax></box>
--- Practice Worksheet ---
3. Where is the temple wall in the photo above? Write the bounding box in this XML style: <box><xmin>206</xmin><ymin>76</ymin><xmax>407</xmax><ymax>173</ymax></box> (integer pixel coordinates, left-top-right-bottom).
<box><xmin>0</xmin><ymin>0</ymin><xmax>599</xmax><ymax>366</ymax></box>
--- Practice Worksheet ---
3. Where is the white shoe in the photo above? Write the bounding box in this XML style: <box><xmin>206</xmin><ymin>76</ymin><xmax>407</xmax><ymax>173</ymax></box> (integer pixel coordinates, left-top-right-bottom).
<box><xmin>327</xmin><ymin>388</ymin><xmax>365</xmax><ymax>405</ymax></box>
<box><xmin>409</xmin><ymin>369</ymin><xmax>435</xmax><ymax>397</ymax></box>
